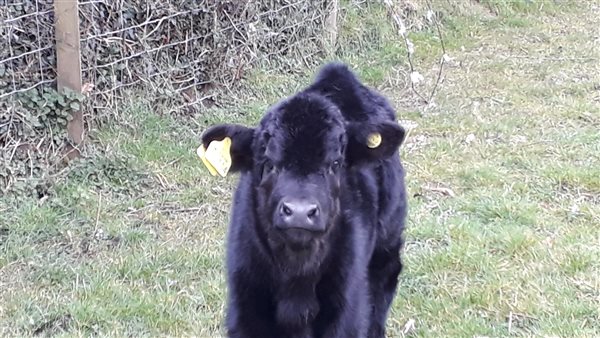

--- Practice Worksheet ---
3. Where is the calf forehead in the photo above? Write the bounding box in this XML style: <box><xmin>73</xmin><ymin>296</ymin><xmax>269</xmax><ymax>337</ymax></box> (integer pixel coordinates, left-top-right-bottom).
<box><xmin>266</xmin><ymin>94</ymin><xmax>344</xmax><ymax>173</ymax></box>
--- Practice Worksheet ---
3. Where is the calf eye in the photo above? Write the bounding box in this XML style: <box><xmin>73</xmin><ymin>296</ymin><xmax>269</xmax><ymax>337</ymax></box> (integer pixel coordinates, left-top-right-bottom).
<box><xmin>329</xmin><ymin>159</ymin><xmax>342</xmax><ymax>174</ymax></box>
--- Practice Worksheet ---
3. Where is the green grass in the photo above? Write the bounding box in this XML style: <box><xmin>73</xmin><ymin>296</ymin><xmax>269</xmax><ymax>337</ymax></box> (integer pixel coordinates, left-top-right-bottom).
<box><xmin>1</xmin><ymin>1</ymin><xmax>599</xmax><ymax>337</ymax></box>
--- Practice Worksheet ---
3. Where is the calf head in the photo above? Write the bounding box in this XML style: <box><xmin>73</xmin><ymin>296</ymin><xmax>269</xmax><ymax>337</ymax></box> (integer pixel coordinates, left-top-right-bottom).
<box><xmin>201</xmin><ymin>93</ymin><xmax>405</xmax><ymax>272</ymax></box>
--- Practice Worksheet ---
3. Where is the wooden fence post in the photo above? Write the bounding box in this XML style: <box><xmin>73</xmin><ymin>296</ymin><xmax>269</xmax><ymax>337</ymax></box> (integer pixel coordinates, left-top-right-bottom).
<box><xmin>54</xmin><ymin>0</ymin><xmax>83</xmax><ymax>158</ymax></box>
<box><xmin>324</xmin><ymin>0</ymin><xmax>339</xmax><ymax>56</ymax></box>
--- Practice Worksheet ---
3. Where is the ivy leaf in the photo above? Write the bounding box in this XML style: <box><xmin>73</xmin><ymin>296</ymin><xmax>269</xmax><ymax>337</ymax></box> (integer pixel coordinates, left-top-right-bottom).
<box><xmin>57</xmin><ymin>95</ymin><xmax>66</xmax><ymax>107</ymax></box>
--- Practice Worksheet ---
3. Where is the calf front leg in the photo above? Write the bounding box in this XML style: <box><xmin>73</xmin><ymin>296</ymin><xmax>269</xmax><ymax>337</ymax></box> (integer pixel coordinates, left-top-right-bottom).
<box><xmin>227</xmin><ymin>271</ymin><xmax>279</xmax><ymax>338</ymax></box>
<box><xmin>367</xmin><ymin>247</ymin><xmax>403</xmax><ymax>338</ymax></box>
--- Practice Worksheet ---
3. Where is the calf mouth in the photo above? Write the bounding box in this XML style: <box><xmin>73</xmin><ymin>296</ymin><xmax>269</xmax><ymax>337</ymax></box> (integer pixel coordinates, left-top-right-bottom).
<box><xmin>283</xmin><ymin>228</ymin><xmax>318</xmax><ymax>251</ymax></box>
<box><xmin>268</xmin><ymin>229</ymin><xmax>328</xmax><ymax>274</ymax></box>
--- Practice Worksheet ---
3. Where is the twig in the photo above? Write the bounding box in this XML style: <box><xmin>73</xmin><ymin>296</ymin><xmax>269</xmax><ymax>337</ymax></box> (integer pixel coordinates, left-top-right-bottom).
<box><xmin>159</xmin><ymin>207</ymin><xmax>204</xmax><ymax>214</ymax></box>
<box><xmin>94</xmin><ymin>193</ymin><xmax>102</xmax><ymax>234</ymax></box>
<box><xmin>498</xmin><ymin>54</ymin><xmax>598</xmax><ymax>62</ymax></box>
<box><xmin>383</xmin><ymin>0</ymin><xmax>427</xmax><ymax>103</ymax></box>
<box><xmin>424</xmin><ymin>185</ymin><xmax>456</xmax><ymax>197</ymax></box>
<box><xmin>27</xmin><ymin>149</ymin><xmax>33</xmax><ymax>177</ymax></box>
<box><xmin>425</xmin><ymin>0</ymin><xmax>447</xmax><ymax>103</ymax></box>
<box><xmin>384</xmin><ymin>0</ymin><xmax>447</xmax><ymax>105</ymax></box>
<box><xmin>402</xmin><ymin>318</ymin><xmax>416</xmax><ymax>335</ymax></box>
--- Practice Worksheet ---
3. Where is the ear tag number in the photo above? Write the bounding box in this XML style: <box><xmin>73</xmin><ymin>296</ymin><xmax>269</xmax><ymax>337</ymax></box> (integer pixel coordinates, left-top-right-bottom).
<box><xmin>367</xmin><ymin>132</ymin><xmax>382</xmax><ymax>148</ymax></box>
<box><xmin>197</xmin><ymin>137</ymin><xmax>232</xmax><ymax>177</ymax></box>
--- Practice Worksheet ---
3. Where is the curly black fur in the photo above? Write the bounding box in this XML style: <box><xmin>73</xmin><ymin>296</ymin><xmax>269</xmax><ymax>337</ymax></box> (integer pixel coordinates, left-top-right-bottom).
<box><xmin>202</xmin><ymin>62</ymin><xmax>408</xmax><ymax>338</ymax></box>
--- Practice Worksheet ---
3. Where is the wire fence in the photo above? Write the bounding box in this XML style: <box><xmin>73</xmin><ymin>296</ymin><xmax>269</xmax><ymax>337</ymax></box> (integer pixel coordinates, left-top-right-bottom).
<box><xmin>0</xmin><ymin>0</ymin><xmax>55</xmax><ymax>100</ymax></box>
<box><xmin>1</xmin><ymin>0</ymin><xmax>332</xmax><ymax>114</ymax></box>
<box><xmin>0</xmin><ymin>0</ymin><xmax>445</xmax><ymax>197</ymax></box>
<box><xmin>0</xmin><ymin>0</ymin><xmax>334</xmax><ymax>196</ymax></box>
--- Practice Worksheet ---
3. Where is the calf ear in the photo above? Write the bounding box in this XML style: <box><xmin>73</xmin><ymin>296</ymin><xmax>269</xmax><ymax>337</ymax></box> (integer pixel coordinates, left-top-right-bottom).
<box><xmin>201</xmin><ymin>124</ymin><xmax>255</xmax><ymax>173</ymax></box>
<box><xmin>346</xmin><ymin>121</ymin><xmax>405</xmax><ymax>166</ymax></box>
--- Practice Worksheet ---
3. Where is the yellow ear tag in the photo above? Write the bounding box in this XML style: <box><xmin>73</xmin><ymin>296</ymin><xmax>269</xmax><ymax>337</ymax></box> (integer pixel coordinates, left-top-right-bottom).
<box><xmin>196</xmin><ymin>137</ymin><xmax>232</xmax><ymax>177</ymax></box>
<box><xmin>197</xmin><ymin>144</ymin><xmax>218</xmax><ymax>176</ymax></box>
<box><xmin>367</xmin><ymin>132</ymin><xmax>382</xmax><ymax>148</ymax></box>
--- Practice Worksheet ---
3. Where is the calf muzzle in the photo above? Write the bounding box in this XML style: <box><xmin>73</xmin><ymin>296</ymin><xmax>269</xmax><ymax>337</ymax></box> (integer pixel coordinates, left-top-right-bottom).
<box><xmin>276</xmin><ymin>198</ymin><xmax>323</xmax><ymax>231</ymax></box>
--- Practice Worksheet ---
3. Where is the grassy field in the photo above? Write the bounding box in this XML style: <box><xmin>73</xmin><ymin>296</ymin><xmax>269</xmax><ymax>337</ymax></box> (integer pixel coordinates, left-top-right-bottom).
<box><xmin>1</xmin><ymin>1</ymin><xmax>599</xmax><ymax>337</ymax></box>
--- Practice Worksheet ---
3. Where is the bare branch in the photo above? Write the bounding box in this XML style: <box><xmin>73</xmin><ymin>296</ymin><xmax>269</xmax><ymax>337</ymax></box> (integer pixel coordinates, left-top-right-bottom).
<box><xmin>425</xmin><ymin>0</ymin><xmax>447</xmax><ymax>103</ymax></box>
<box><xmin>384</xmin><ymin>0</ymin><xmax>447</xmax><ymax>106</ymax></box>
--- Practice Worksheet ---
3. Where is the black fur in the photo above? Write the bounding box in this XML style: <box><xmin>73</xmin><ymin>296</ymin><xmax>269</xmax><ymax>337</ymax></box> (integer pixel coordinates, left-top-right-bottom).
<box><xmin>201</xmin><ymin>62</ymin><xmax>408</xmax><ymax>338</ymax></box>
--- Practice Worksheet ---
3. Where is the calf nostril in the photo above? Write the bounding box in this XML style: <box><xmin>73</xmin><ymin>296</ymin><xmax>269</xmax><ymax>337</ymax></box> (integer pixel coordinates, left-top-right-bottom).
<box><xmin>307</xmin><ymin>206</ymin><xmax>319</xmax><ymax>219</ymax></box>
<box><xmin>281</xmin><ymin>203</ymin><xmax>293</xmax><ymax>216</ymax></box>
